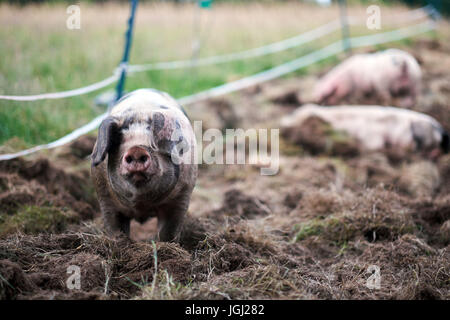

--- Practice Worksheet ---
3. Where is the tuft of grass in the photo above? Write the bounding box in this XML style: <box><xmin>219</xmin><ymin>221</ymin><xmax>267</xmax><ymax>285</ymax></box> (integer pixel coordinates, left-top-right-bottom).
<box><xmin>292</xmin><ymin>219</ymin><xmax>325</xmax><ymax>242</ymax></box>
<box><xmin>292</xmin><ymin>206</ymin><xmax>417</xmax><ymax>245</ymax></box>
<box><xmin>0</xmin><ymin>205</ymin><xmax>79</xmax><ymax>237</ymax></box>
<box><xmin>137</xmin><ymin>269</ymin><xmax>195</xmax><ymax>300</ymax></box>
<box><xmin>279</xmin><ymin>137</ymin><xmax>304</xmax><ymax>156</ymax></box>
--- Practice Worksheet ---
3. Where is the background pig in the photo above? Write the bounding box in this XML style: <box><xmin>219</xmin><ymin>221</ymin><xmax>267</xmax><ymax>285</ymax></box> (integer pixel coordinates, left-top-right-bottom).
<box><xmin>91</xmin><ymin>89</ymin><xmax>197</xmax><ymax>242</ymax></box>
<box><xmin>281</xmin><ymin>104</ymin><xmax>449</xmax><ymax>157</ymax></box>
<box><xmin>312</xmin><ymin>49</ymin><xmax>422</xmax><ymax>108</ymax></box>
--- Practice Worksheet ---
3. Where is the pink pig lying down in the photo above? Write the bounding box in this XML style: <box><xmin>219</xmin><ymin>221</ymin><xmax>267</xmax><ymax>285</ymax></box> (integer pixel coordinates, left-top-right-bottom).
<box><xmin>280</xmin><ymin>104</ymin><xmax>449</xmax><ymax>157</ymax></box>
<box><xmin>312</xmin><ymin>49</ymin><xmax>422</xmax><ymax>108</ymax></box>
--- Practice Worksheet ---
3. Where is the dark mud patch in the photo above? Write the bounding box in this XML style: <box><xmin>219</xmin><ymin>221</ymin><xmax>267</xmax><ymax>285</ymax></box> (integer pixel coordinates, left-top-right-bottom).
<box><xmin>410</xmin><ymin>196</ymin><xmax>450</xmax><ymax>246</ymax></box>
<box><xmin>0</xmin><ymin>158</ymin><xmax>97</xmax><ymax>237</ymax></box>
<box><xmin>211</xmin><ymin>189</ymin><xmax>272</xmax><ymax>220</ymax></box>
<box><xmin>69</xmin><ymin>135</ymin><xmax>96</xmax><ymax>159</ymax></box>
<box><xmin>0</xmin><ymin>260</ymin><xmax>36</xmax><ymax>300</ymax></box>
<box><xmin>281</xmin><ymin>115</ymin><xmax>360</xmax><ymax>157</ymax></box>
<box><xmin>0</xmin><ymin>232</ymin><xmax>196</xmax><ymax>299</ymax></box>
<box><xmin>207</xmin><ymin>98</ymin><xmax>241</xmax><ymax>131</ymax></box>
<box><xmin>269</xmin><ymin>89</ymin><xmax>302</xmax><ymax>107</ymax></box>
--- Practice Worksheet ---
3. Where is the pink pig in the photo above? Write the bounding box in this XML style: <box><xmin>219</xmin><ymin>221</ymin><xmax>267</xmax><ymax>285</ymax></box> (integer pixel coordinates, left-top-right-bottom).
<box><xmin>313</xmin><ymin>49</ymin><xmax>422</xmax><ymax>108</ymax></box>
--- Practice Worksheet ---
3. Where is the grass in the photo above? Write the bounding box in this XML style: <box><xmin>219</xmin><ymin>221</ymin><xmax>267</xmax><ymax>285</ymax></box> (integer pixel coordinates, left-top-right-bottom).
<box><xmin>0</xmin><ymin>205</ymin><xmax>79</xmax><ymax>237</ymax></box>
<box><xmin>0</xmin><ymin>2</ymin><xmax>440</xmax><ymax>147</ymax></box>
<box><xmin>291</xmin><ymin>200</ymin><xmax>418</xmax><ymax>245</ymax></box>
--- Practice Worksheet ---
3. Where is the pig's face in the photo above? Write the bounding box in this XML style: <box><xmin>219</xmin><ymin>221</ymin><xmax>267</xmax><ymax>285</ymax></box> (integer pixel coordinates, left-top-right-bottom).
<box><xmin>390</xmin><ymin>76</ymin><xmax>416</xmax><ymax>108</ymax></box>
<box><xmin>314</xmin><ymin>83</ymin><xmax>338</xmax><ymax>105</ymax></box>
<box><xmin>389</xmin><ymin>61</ymin><xmax>419</xmax><ymax>108</ymax></box>
<box><xmin>91</xmin><ymin>112</ymin><xmax>187</xmax><ymax>203</ymax></box>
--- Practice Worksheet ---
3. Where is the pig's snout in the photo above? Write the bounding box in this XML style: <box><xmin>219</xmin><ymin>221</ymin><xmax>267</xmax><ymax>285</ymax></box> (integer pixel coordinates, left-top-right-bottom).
<box><xmin>122</xmin><ymin>146</ymin><xmax>153</xmax><ymax>182</ymax></box>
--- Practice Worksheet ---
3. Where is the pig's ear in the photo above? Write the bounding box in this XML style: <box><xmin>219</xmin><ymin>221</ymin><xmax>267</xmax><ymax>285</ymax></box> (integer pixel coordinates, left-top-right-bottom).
<box><xmin>91</xmin><ymin>116</ymin><xmax>119</xmax><ymax>166</ymax></box>
<box><xmin>152</xmin><ymin>112</ymin><xmax>167</xmax><ymax>137</ymax></box>
<box><xmin>152</xmin><ymin>112</ymin><xmax>189</xmax><ymax>159</ymax></box>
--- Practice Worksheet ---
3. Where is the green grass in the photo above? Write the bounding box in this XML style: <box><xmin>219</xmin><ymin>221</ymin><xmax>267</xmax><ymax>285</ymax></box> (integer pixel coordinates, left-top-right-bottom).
<box><xmin>0</xmin><ymin>2</ymin><xmax>438</xmax><ymax>147</ymax></box>
<box><xmin>0</xmin><ymin>205</ymin><xmax>79</xmax><ymax>237</ymax></box>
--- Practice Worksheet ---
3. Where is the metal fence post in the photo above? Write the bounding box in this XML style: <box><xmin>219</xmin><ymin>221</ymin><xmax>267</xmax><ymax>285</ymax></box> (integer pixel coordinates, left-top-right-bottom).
<box><xmin>113</xmin><ymin>0</ymin><xmax>139</xmax><ymax>107</ymax></box>
<box><xmin>338</xmin><ymin>0</ymin><xmax>351</xmax><ymax>54</ymax></box>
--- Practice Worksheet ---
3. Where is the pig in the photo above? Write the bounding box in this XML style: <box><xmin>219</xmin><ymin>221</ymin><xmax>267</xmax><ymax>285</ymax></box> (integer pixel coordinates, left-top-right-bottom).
<box><xmin>91</xmin><ymin>89</ymin><xmax>197</xmax><ymax>242</ymax></box>
<box><xmin>312</xmin><ymin>49</ymin><xmax>422</xmax><ymax>108</ymax></box>
<box><xmin>280</xmin><ymin>104</ymin><xmax>449</xmax><ymax>157</ymax></box>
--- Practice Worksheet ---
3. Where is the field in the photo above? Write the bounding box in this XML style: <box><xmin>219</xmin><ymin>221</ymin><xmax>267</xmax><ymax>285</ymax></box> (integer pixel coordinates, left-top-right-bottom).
<box><xmin>0</xmin><ymin>1</ymin><xmax>437</xmax><ymax>146</ymax></box>
<box><xmin>0</xmin><ymin>2</ymin><xmax>449</xmax><ymax>300</ymax></box>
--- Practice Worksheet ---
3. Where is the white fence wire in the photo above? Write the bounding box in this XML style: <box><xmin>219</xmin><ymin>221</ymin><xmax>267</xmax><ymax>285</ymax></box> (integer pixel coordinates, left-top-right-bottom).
<box><xmin>0</xmin><ymin>6</ymin><xmax>432</xmax><ymax>102</ymax></box>
<box><xmin>0</xmin><ymin>19</ymin><xmax>436</xmax><ymax>161</ymax></box>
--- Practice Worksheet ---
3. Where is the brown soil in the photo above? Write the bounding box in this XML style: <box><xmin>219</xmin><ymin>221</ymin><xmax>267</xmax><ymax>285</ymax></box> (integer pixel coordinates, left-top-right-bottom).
<box><xmin>0</xmin><ymin>38</ymin><xmax>449</xmax><ymax>300</ymax></box>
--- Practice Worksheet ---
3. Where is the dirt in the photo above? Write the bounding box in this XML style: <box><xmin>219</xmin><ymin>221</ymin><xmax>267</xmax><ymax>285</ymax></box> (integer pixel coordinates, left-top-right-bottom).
<box><xmin>0</xmin><ymin>39</ymin><xmax>449</xmax><ymax>300</ymax></box>
<box><xmin>0</xmin><ymin>157</ymin><xmax>98</xmax><ymax>234</ymax></box>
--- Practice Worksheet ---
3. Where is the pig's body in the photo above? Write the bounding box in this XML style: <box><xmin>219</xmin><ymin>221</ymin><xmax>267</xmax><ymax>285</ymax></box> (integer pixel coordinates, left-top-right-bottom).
<box><xmin>313</xmin><ymin>49</ymin><xmax>422</xmax><ymax>108</ymax></box>
<box><xmin>91</xmin><ymin>89</ymin><xmax>197</xmax><ymax>242</ymax></box>
<box><xmin>281</xmin><ymin>104</ymin><xmax>449</xmax><ymax>155</ymax></box>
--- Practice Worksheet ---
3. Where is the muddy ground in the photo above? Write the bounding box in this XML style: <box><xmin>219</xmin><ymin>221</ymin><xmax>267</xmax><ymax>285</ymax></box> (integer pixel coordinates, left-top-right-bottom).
<box><xmin>0</xmin><ymin>38</ymin><xmax>449</xmax><ymax>300</ymax></box>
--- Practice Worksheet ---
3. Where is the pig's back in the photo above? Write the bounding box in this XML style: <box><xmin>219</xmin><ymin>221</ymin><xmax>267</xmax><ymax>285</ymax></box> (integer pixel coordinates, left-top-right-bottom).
<box><xmin>110</xmin><ymin>89</ymin><xmax>188</xmax><ymax>121</ymax></box>
<box><xmin>291</xmin><ymin>105</ymin><xmax>442</xmax><ymax>151</ymax></box>
<box><xmin>378</xmin><ymin>49</ymin><xmax>421</xmax><ymax>78</ymax></box>
<box><xmin>318</xmin><ymin>106</ymin><xmax>439</xmax><ymax>129</ymax></box>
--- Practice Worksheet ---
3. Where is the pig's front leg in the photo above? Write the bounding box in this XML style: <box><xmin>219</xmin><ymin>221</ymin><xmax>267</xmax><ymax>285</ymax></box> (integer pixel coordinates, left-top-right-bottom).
<box><xmin>156</xmin><ymin>195</ymin><xmax>190</xmax><ymax>242</ymax></box>
<box><xmin>373</xmin><ymin>82</ymin><xmax>391</xmax><ymax>105</ymax></box>
<box><xmin>103</xmin><ymin>209</ymin><xmax>131</xmax><ymax>238</ymax></box>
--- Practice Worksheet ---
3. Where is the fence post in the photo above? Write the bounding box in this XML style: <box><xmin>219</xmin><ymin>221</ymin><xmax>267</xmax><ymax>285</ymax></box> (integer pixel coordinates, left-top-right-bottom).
<box><xmin>113</xmin><ymin>0</ymin><xmax>139</xmax><ymax>107</ymax></box>
<box><xmin>338</xmin><ymin>0</ymin><xmax>351</xmax><ymax>54</ymax></box>
<box><xmin>426</xmin><ymin>0</ymin><xmax>442</xmax><ymax>20</ymax></box>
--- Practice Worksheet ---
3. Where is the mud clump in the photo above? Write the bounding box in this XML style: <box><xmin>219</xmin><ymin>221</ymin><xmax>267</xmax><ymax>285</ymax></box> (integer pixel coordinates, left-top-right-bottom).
<box><xmin>398</xmin><ymin>161</ymin><xmax>440</xmax><ymax>197</ymax></box>
<box><xmin>292</xmin><ymin>189</ymin><xmax>341</xmax><ymax>218</ymax></box>
<box><xmin>410</xmin><ymin>196</ymin><xmax>450</xmax><ymax>246</ymax></box>
<box><xmin>283</xmin><ymin>189</ymin><xmax>303</xmax><ymax>209</ymax></box>
<box><xmin>195</xmin><ymin>239</ymin><xmax>255</xmax><ymax>275</ymax></box>
<box><xmin>291</xmin><ymin>188</ymin><xmax>416</xmax><ymax>244</ymax></box>
<box><xmin>440</xmin><ymin>220</ymin><xmax>450</xmax><ymax>243</ymax></box>
<box><xmin>0</xmin><ymin>260</ymin><xmax>36</xmax><ymax>300</ymax></box>
<box><xmin>269</xmin><ymin>89</ymin><xmax>302</xmax><ymax>106</ymax></box>
<box><xmin>437</xmin><ymin>154</ymin><xmax>450</xmax><ymax>194</ymax></box>
<box><xmin>212</xmin><ymin>189</ymin><xmax>272</xmax><ymax>220</ymax></box>
<box><xmin>208</xmin><ymin>98</ymin><xmax>241</xmax><ymax>131</ymax></box>
<box><xmin>0</xmin><ymin>158</ymin><xmax>97</xmax><ymax>237</ymax></box>
<box><xmin>179</xmin><ymin>216</ymin><xmax>211</xmax><ymax>251</ymax></box>
<box><xmin>281</xmin><ymin>115</ymin><xmax>360</xmax><ymax>157</ymax></box>
<box><xmin>69</xmin><ymin>135</ymin><xmax>96</xmax><ymax>159</ymax></box>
